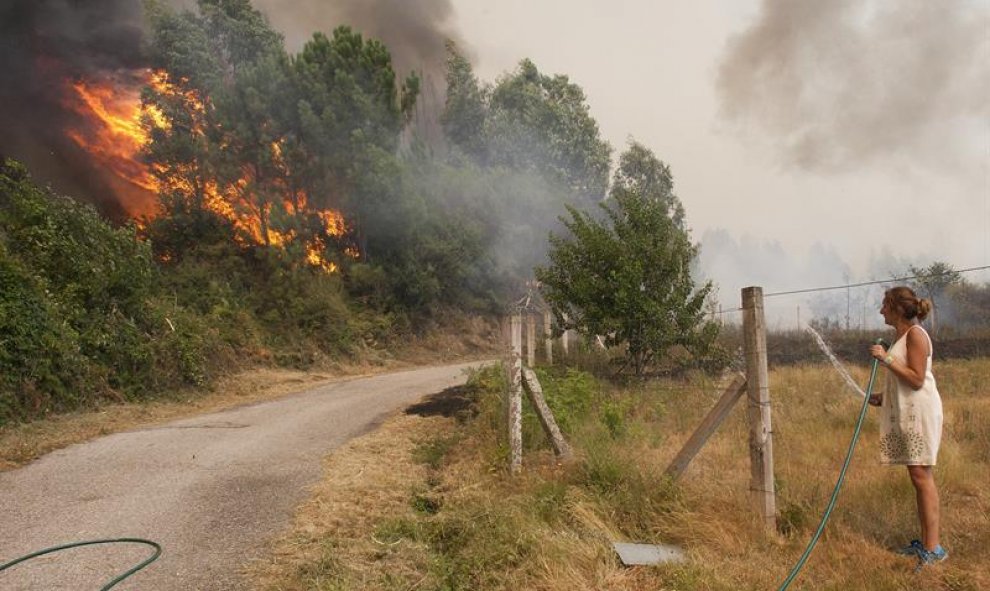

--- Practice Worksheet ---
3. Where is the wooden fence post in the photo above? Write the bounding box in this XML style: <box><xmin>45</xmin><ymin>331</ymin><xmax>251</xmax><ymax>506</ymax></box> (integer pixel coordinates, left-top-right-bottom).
<box><xmin>544</xmin><ymin>311</ymin><xmax>553</xmax><ymax>365</ymax></box>
<box><xmin>664</xmin><ymin>373</ymin><xmax>747</xmax><ymax>480</ymax></box>
<box><xmin>522</xmin><ymin>368</ymin><xmax>572</xmax><ymax>460</ymax></box>
<box><xmin>742</xmin><ymin>286</ymin><xmax>776</xmax><ymax>531</ymax></box>
<box><xmin>509</xmin><ymin>314</ymin><xmax>523</xmax><ymax>475</ymax></box>
<box><xmin>526</xmin><ymin>314</ymin><xmax>536</xmax><ymax>367</ymax></box>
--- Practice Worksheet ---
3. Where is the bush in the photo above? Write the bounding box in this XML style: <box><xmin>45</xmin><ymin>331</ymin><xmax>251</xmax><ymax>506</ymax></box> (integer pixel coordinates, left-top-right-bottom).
<box><xmin>0</xmin><ymin>160</ymin><xmax>232</xmax><ymax>422</ymax></box>
<box><xmin>529</xmin><ymin>367</ymin><xmax>597</xmax><ymax>436</ymax></box>
<box><xmin>0</xmin><ymin>249</ymin><xmax>93</xmax><ymax>418</ymax></box>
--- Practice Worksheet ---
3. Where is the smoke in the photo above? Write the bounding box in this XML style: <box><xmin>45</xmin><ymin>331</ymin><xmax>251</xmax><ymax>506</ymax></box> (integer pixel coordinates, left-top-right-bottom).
<box><xmin>696</xmin><ymin>228</ymin><xmax>888</xmax><ymax>329</ymax></box>
<box><xmin>694</xmin><ymin>227</ymin><xmax>973</xmax><ymax>330</ymax></box>
<box><xmin>0</xmin><ymin>0</ymin><xmax>149</xmax><ymax>219</ymax></box>
<box><xmin>251</xmin><ymin>0</ymin><xmax>462</xmax><ymax>145</ymax></box>
<box><xmin>253</xmin><ymin>0</ymin><xmax>458</xmax><ymax>73</ymax></box>
<box><xmin>717</xmin><ymin>0</ymin><xmax>989</xmax><ymax>172</ymax></box>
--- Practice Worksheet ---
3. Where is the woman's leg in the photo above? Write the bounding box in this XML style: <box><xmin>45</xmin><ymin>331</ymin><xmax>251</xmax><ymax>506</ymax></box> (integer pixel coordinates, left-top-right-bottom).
<box><xmin>907</xmin><ymin>465</ymin><xmax>940</xmax><ymax>550</ymax></box>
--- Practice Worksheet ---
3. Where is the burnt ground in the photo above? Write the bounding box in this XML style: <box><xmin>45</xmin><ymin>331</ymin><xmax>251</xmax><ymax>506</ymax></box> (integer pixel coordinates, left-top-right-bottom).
<box><xmin>404</xmin><ymin>385</ymin><xmax>477</xmax><ymax>420</ymax></box>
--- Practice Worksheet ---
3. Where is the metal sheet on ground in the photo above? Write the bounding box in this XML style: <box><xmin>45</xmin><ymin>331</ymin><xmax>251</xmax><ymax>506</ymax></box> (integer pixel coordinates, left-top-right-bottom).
<box><xmin>612</xmin><ymin>542</ymin><xmax>686</xmax><ymax>566</ymax></box>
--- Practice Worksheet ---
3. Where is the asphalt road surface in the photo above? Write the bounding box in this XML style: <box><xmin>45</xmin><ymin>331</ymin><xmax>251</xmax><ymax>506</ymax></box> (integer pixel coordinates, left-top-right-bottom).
<box><xmin>0</xmin><ymin>361</ymin><xmax>485</xmax><ymax>590</ymax></box>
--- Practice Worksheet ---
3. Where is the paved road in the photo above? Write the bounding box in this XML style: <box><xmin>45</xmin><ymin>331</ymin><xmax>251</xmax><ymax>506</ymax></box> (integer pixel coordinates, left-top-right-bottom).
<box><xmin>0</xmin><ymin>361</ymin><xmax>485</xmax><ymax>590</ymax></box>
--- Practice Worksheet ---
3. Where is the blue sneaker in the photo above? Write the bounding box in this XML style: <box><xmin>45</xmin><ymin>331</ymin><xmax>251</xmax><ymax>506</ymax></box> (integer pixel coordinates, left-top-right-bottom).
<box><xmin>896</xmin><ymin>539</ymin><xmax>923</xmax><ymax>556</ymax></box>
<box><xmin>914</xmin><ymin>545</ymin><xmax>948</xmax><ymax>572</ymax></box>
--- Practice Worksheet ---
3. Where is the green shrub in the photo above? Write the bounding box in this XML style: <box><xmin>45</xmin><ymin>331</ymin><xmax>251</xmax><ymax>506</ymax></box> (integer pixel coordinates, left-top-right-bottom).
<box><xmin>0</xmin><ymin>159</ymin><xmax>230</xmax><ymax>421</ymax></box>
<box><xmin>532</xmin><ymin>480</ymin><xmax>570</xmax><ymax>524</ymax></box>
<box><xmin>0</xmin><ymin>161</ymin><xmax>155</xmax><ymax>320</ymax></box>
<box><xmin>573</xmin><ymin>441</ymin><xmax>682</xmax><ymax>537</ymax></box>
<box><xmin>424</xmin><ymin>508</ymin><xmax>534</xmax><ymax>590</ymax></box>
<box><xmin>411</xmin><ymin>492</ymin><xmax>443</xmax><ymax>515</ymax></box>
<box><xmin>531</xmin><ymin>367</ymin><xmax>597</xmax><ymax>435</ymax></box>
<box><xmin>0</xmin><ymin>250</ymin><xmax>92</xmax><ymax>419</ymax></box>
<box><xmin>0</xmin><ymin>161</ymin><xmax>167</xmax><ymax>420</ymax></box>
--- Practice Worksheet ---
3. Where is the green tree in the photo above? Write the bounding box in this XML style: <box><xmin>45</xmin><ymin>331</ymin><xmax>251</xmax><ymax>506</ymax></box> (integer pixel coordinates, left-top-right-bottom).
<box><xmin>536</xmin><ymin>148</ymin><xmax>719</xmax><ymax>376</ymax></box>
<box><xmin>441</xmin><ymin>41</ymin><xmax>488</xmax><ymax>161</ymax></box>
<box><xmin>487</xmin><ymin>59</ymin><xmax>612</xmax><ymax>203</ymax></box>
<box><xmin>143</xmin><ymin>0</ymin><xmax>292</xmax><ymax>253</ymax></box>
<box><xmin>611</xmin><ymin>141</ymin><xmax>685</xmax><ymax>228</ymax></box>
<box><xmin>292</xmin><ymin>26</ymin><xmax>420</xmax><ymax>258</ymax></box>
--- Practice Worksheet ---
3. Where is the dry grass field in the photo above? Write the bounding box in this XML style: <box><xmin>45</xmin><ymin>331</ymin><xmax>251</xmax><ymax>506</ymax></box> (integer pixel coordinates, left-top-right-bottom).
<box><xmin>251</xmin><ymin>358</ymin><xmax>989</xmax><ymax>590</ymax></box>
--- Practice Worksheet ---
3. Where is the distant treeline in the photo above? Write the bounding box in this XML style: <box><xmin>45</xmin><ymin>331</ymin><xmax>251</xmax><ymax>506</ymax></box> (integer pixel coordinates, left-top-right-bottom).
<box><xmin>719</xmin><ymin>327</ymin><xmax>990</xmax><ymax>368</ymax></box>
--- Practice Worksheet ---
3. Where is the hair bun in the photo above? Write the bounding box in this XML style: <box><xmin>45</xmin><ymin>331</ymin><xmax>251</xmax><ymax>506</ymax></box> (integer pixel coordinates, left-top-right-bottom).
<box><xmin>916</xmin><ymin>298</ymin><xmax>932</xmax><ymax>321</ymax></box>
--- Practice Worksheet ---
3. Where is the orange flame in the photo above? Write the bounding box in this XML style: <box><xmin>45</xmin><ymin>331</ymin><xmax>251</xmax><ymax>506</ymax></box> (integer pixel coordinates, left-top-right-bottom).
<box><xmin>63</xmin><ymin>72</ymin><xmax>160</xmax><ymax>216</ymax></box>
<box><xmin>64</xmin><ymin>69</ymin><xmax>350</xmax><ymax>272</ymax></box>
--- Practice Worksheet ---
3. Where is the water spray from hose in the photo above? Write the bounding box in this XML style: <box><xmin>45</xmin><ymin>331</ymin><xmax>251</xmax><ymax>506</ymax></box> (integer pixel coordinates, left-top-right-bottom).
<box><xmin>804</xmin><ymin>325</ymin><xmax>867</xmax><ymax>398</ymax></box>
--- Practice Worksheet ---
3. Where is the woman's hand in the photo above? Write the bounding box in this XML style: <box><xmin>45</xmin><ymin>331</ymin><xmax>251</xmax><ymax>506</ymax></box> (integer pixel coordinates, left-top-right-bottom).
<box><xmin>869</xmin><ymin>344</ymin><xmax>887</xmax><ymax>362</ymax></box>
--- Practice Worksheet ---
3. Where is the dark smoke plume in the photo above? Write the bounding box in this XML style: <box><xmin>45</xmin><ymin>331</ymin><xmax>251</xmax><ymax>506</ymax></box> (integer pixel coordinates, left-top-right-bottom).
<box><xmin>253</xmin><ymin>0</ymin><xmax>459</xmax><ymax>73</ymax></box>
<box><xmin>252</xmin><ymin>0</ymin><xmax>463</xmax><ymax>145</ymax></box>
<box><xmin>0</xmin><ymin>0</ymin><xmax>149</xmax><ymax>218</ymax></box>
<box><xmin>717</xmin><ymin>0</ymin><xmax>989</xmax><ymax>172</ymax></box>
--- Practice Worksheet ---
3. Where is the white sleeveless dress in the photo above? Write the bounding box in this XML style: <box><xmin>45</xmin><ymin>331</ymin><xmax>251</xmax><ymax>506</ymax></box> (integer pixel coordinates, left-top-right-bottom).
<box><xmin>879</xmin><ymin>325</ymin><xmax>943</xmax><ymax>466</ymax></box>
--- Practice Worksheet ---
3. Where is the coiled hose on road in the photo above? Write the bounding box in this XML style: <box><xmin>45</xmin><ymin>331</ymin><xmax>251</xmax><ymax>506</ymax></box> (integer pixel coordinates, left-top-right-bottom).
<box><xmin>0</xmin><ymin>538</ymin><xmax>161</xmax><ymax>590</ymax></box>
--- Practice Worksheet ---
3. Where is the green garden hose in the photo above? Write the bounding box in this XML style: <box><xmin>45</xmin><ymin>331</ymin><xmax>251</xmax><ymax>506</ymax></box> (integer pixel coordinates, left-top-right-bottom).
<box><xmin>775</xmin><ymin>339</ymin><xmax>884</xmax><ymax>590</ymax></box>
<box><xmin>0</xmin><ymin>538</ymin><xmax>161</xmax><ymax>590</ymax></box>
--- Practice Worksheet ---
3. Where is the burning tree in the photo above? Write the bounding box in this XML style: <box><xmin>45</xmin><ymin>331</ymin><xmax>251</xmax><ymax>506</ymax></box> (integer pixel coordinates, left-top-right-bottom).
<box><xmin>139</xmin><ymin>1</ymin><xmax>417</xmax><ymax>270</ymax></box>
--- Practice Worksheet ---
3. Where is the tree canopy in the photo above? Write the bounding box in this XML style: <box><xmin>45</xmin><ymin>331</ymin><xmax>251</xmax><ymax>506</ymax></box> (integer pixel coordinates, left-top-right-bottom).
<box><xmin>536</xmin><ymin>144</ymin><xmax>721</xmax><ymax>376</ymax></box>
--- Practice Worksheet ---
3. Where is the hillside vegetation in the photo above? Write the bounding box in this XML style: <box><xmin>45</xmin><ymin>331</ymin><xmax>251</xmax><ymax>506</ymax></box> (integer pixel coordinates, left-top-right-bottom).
<box><xmin>1</xmin><ymin>0</ymin><xmax>723</xmax><ymax>424</ymax></box>
<box><xmin>0</xmin><ymin>0</ymin><xmax>618</xmax><ymax>424</ymax></box>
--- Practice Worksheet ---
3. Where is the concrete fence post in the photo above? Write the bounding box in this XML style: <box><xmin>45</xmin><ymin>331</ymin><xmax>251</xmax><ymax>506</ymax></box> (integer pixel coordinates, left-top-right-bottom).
<box><xmin>509</xmin><ymin>314</ymin><xmax>523</xmax><ymax>475</ymax></box>
<box><xmin>526</xmin><ymin>314</ymin><xmax>536</xmax><ymax>367</ymax></box>
<box><xmin>544</xmin><ymin>311</ymin><xmax>553</xmax><ymax>365</ymax></box>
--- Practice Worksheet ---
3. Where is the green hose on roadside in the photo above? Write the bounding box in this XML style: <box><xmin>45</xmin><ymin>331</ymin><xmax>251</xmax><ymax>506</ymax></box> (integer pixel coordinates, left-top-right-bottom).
<box><xmin>775</xmin><ymin>339</ymin><xmax>885</xmax><ymax>590</ymax></box>
<box><xmin>0</xmin><ymin>538</ymin><xmax>161</xmax><ymax>590</ymax></box>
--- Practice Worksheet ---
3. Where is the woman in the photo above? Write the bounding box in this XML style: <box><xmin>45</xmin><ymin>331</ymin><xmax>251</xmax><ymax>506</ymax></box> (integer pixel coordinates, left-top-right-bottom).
<box><xmin>868</xmin><ymin>286</ymin><xmax>946</xmax><ymax>569</ymax></box>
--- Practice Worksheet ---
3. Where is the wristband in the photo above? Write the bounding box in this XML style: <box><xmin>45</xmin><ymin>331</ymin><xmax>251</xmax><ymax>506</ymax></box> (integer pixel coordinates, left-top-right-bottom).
<box><xmin>883</xmin><ymin>354</ymin><xmax>894</xmax><ymax>366</ymax></box>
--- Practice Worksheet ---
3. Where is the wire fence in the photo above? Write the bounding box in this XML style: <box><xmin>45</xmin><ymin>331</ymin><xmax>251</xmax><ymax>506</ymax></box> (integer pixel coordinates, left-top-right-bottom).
<box><xmin>710</xmin><ymin>265</ymin><xmax>990</xmax><ymax>336</ymax></box>
<box><xmin>505</xmin><ymin>265</ymin><xmax>990</xmax><ymax>382</ymax></box>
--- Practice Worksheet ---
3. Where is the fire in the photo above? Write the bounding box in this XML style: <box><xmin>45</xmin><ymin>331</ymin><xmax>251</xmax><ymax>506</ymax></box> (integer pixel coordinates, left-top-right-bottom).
<box><xmin>63</xmin><ymin>71</ymin><xmax>160</xmax><ymax>216</ymax></box>
<box><xmin>63</xmin><ymin>69</ymin><xmax>350</xmax><ymax>273</ymax></box>
<box><xmin>146</xmin><ymin>69</ymin><xmax>202</xmax><ymax>130</ymax></box>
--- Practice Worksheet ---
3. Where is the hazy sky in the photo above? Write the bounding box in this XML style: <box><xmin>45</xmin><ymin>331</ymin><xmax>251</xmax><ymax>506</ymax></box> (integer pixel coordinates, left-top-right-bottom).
<box><xmin>451</xmin><ymin>0</ymin><xmax>990</xmax><ymax>298</ymax></box>
<box><xmin>226</xmin><ymin>0</ymin><xmax>989</xmax><ymax>318</ymax></box>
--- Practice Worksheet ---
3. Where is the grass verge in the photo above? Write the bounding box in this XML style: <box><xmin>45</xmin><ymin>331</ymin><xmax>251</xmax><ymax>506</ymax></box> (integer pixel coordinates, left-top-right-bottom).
<box><xmin>251</xmin><ymin>358</ymin><xmax>989</xmax><ymax>590</ymax></box>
